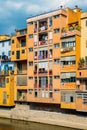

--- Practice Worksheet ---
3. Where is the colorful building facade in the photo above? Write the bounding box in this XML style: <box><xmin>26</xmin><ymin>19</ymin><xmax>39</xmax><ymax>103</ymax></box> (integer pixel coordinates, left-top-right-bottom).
<box><xmin>0</xmin><ymin>35</ymin><xmax>14</xmax><ymax>106</ymax></box>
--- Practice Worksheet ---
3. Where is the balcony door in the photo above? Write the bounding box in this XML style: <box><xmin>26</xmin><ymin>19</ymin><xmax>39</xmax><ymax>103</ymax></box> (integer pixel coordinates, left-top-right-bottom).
<box><xmin>16</xmin><ymin>51</ymin><xmax>20</xmax><ymax>59</ymax></box>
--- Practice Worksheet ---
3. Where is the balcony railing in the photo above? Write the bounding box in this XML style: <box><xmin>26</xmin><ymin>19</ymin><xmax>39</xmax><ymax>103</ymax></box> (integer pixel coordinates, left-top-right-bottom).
<box><xmin>38</xmin><ymin>55</ymin><xmax>48</xmax><ymax>60</ymax></box>
<box><xmin>39</xmin><ymin>25</ymin><xmax>48</xmax><ymax>32</ymax></box>
<box><xmin>39</xmin><ymin>84</ymin><xmax>48</xmax><ymax>88</ymax></box>
<box><xmin>38</xmin><ymin>69</ymin><xmax>48</xmax><ymax>74</ymax></box>
<box><xmin>62</xmin><ymin>30</ymin><xmax>81</xmax><ymax>37</ymax></box>
<box><xmin>38</xmin><ymin>40</ymin><xmax>48</xmax><ymax>46</ymax></box>
<box><xmin>61</xmin><ymin>46</ymin><xmax>75</xmax><ymax>53</ymax></box>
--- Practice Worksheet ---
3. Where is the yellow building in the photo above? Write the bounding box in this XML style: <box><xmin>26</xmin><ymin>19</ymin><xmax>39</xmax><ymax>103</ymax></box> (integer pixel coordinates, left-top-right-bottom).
<box><xmin>0</xmin><ymin>35</ymin><xmax>14</xmax><ymax>106</ymax></box>
<box><xmin>76</xmin><ymin>12</ymin><xmax>87</xmax><ymax>112</ymax></box>
<box><xmin>11</xmin><ymin>28</ymin><xmax>28</xmax><ymax>103</ymax></box>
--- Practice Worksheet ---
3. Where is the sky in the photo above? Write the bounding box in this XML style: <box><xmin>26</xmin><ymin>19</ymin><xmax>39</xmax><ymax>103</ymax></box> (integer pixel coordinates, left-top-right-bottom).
<box><xmin>0</xmin><ymin>0</ymin><xmax>87</xmax><ymax>35</ymax></box>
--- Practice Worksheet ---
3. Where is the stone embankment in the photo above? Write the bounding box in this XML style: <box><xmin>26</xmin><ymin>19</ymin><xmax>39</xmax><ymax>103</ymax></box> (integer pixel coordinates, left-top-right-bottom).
<box><xmin>0</xmin><ymin>105</ymin><xmax>87</xmax><ymax>130</ymax></box>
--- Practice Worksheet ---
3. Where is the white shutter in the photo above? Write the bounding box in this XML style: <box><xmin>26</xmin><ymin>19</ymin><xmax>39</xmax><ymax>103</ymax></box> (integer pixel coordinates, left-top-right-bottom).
<box><xmin>49</xmin><ymin>61</ymin><xmax>52</xmax><ymax>70</ymax></box>
<box><xmin>49</xmin><ymin>31</ymin><xmax>52</xmax><ymax>39</ymax></box>
<box><xmin>34</xmin><ymin>34</ymin><xmax>38</xmax><ymax>42</ymax></box>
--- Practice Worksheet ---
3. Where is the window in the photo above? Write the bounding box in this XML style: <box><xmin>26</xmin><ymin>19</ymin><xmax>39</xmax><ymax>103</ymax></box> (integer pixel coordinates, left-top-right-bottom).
<box><xmin>49</xmin><ymin>17</ymin><xmax>52</xmax><ymax>27</ymax></box>
<box><xmin>2</xmin><ymin>42</ymin><xmax>4</xmax><ymax>47</ymax></box>
<box><xmin>28</xmin><ymin>22</ymin><xmax>33</xmax><ymax>25</ymax></box>
<box><xmin>28</xmin><ymin>89</ymin><xmax>33</xmax><ymax>94</ymax></box>
<box><xmin>86</xmin><ymin>20</ymin><xmax>87</xmax><ymax>26</ymax></box>
<box><xmin>54</xmin><ymin>76</ymin><xmax>60</xmax><ymax>79</ymax></box>
<box><xmin>6</xmin><ymin>78</ymin><xmax>9</xmax><ymax>83</ymax></box>
<box><xmin>28</xmin><ymin>48</ymin><xmax>33</xmax><ymax>52</ymax></box>
<box><xmin>54</xmin><ymin>59</ymin><xmax>60</xmax><ymax>64</ymax></box>
<box><xmin>22</xmin><ymin>49</ymin><xmax>25</xmax><ymax>54</ymax></box>
<box><xmin>12</xmin><ymin>51</ymin><xmax>14</xmax><ymax>55</ymax></box>
<box><xmin>29</xmin><ymin>34</ymin><xmax>33</xmax><ymax>38</ymax></box>
<box><xmin>54</xmin><ymin>89</ymin><xmax>59</xmax><ymax>93</ymax></box>
<box><xmin>28</xmin><ymin>77</ymin><xmax>33</xmax><ymax>79</ymax></box>
<box><xmin>8</xmin><ymin>51</ymin><xmax>11</xmax><ymax>56</ymax></box>
<box><xmin>21</xmin><ymin>39</ymin><xmax>26</xmax><ymax>47</ymax></box>
<box><xmin>54</xmin><ymin>15</ymin><xmax>60</xmax><ymax>19</ymax></box>
<box><xmin>34</xmin><ymin>91</ymin><xmax>37</xmax><ymax>97</ymax></box>
<box><xmin>54</xmin><ymin>29</ymin><xmax>60</xmax><ymax>33</ymax></box>
<box><xmin>54</xmin><ymin>43</ymin><xmax>60</xmax><ymax>48</ymax></box>
<box><xmin>29</xmin><ymin>61</ymin><xmax>33</xmax><ymax>66</ymax></box>
<box><xmin>12</xmin><ymin>40</ymin><xmax>14</xmax><ymax>44</ymax></box>
<box><xmin>49</xmin><ymin>91</ymin><xmax>53</xmax><ymax>98</ymax></box>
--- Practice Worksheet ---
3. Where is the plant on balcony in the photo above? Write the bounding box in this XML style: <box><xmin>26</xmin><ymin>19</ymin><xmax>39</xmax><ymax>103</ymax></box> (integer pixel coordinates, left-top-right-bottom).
<box><xmin>75</xmin><ymin>25</ymin><xmax>81</xmax><ymax>31</ymax></box>
<box><xmin>61</xmin><ymin>27</ymin><xmax>66</xmax><ymax>33</ymax></box>
<box><xmin>78</xmin><ymin>58</ymin><xmax>85</xmax><ymax>68</ymax></box>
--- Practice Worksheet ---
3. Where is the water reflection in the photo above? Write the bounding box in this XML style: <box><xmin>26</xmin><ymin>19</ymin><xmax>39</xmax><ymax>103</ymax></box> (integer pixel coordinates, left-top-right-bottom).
<box><xmin>0</xmin><ymin>118</ymin><xmax>80</xmax><ymax>130</ymax></box>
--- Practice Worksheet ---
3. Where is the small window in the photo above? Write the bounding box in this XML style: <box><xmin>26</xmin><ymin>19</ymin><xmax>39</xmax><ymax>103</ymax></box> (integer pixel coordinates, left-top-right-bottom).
<box><xmin>54</xmin><ymin>15</ymin><xmax>60</xmax><ymax>19</ymax></box>
<box><xmin>70</xmin><ymin>96</ymin><xmax>74</xmax><ymax>102</ymax></box>
<box><xmin>6</xmin><ymin>78</ymin><xmax>9</xmax><ymax>83</ymax></box>
<box><xmin>54</xmin><ymin>29</ymin><xmax>60</xmax><ymax>33</ymax></box>
<box><xmin>29</xmin><ymin>61</ymin><xmax>33</xmax><ymax>66</ymax></box>
<box><xmin>28</xmin><ymin>77</ymin><xmax>33</xmax><ymax>79</ymax></box>
<box><xmin>79</xmin><ymin>72</ymin><xmax>81</xmax><ymax>76</ymax></box>
<box><xmin>12</xmin><ymin>40</ymin><xmax>14</xmax><ymax>44</ymax></box>
<box><xmin>34</xmin><ymin>91</ymin><xmax>37</xmax><ymax>97</ymax></box>
<box><xmin>54</xmin><ymin>89</ymin><xmax>59</xmax><ymax>93</ymax></box>
<box><xmin>54</xmin><ymin>43</ymin><xmax>60</xmax><ymax>48</ymax></box>
<box><xmin>29</xmin><ymin>34</ymin><xmax>33</xmax><ymax>38</ymax></box>
<box><xmin>2</xmin><ymin>42</ymin><xmax>4</xmax><ymax>47</ymax></box>
<box><xmin>22</xmin><ymin>49</ymin><xmax>25</xmax><ymax>54</ymax></box>
<box><xmin>28</xmin><ymin>48</ymin><xmax>33</xmax><ymax>52</ymax></box>
<box><xmin>49</xmin><ymin>91</ymin><xmax>53</xmax><ymax>98</ymax></box>
<box><xmin>28</xmin><ymin>22</ymin><xmax>33</xmax><ymax>25</ymax></box>
<box><xmin>86</xmin><ymin>20</ymin><xmax>87</xmax><ymax>26</ymax></box>
<box><xmin>12</xmin><ymin>51</ymin><xmax>14</xmax><ymax>55</ymax></box>
<box><xmin>28</xmin><ymin>89</ymin><xmax>33</xmax><ymax>94</ymax></box>
<box><xmin>54</xmin><ymin>59</ymin><xmax>60</xmax><ymax>64</ymax></box>
<box><xmin>54</xmin><ymin>76</ymin><xmax>60</xmax><ymax>79</ymax></box>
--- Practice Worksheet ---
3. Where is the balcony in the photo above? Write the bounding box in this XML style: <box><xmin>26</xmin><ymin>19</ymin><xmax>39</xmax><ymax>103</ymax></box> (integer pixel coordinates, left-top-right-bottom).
<box><xmin>62</xmin><ymin>30</ymin><xmax>81</xmax><ymax>38</ymax></box>
<box><xmin>39</xmin><ymin>84</ymin><xmax>48</xmax><ymax>88</ymax></box>
<box><xmin>39</xmin><ymin>25</ymin><xmax>48</xmax><ymax>32</ymax></box>
<box><xmin>38</xmin><ymin>69</ymin><xmax>48</xmax><ymax>75</ymax></box>
<box><xmin>16</xmin><ymin>28</ymin><xmax>27</xmax><ymax>37</ymax></box>
<box><xmin>38</xmin><ymin>55</ymin><xmax>48</xmax><ymax>60</ymax></box>
<box><xmin>17</xmin><ymin>90</ymin><xmax>27</xmax><ymax>102</ymax></box>
<box><xmin>38</xmin><ymin>40</ymin><xmax>48</xmax><ymax>46</ymax></box>
<box><xmin>61</xmin><ymin>46</ymin><xmax>75</xmax><ymax>53</ymax></box>
<box><xmin>1</xmin><ymin>55</ymin><xmax>11</xmax><ymax>62</ymax></box>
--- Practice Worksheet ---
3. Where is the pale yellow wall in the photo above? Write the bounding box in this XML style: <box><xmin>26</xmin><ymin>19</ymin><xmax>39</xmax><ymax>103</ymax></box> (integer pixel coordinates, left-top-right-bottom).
<box><xmin>81</xmin><ymin>12</ymin><xmax>87</xmax><ymax>59</ymax></box>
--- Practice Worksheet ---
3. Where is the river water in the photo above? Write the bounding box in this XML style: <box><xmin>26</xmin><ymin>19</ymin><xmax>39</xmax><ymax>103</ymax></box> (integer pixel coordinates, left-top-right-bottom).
<box><xmin>0</xmin><ymin>118</ymin><xmax>81</xmax><ymax>130</ymax></box>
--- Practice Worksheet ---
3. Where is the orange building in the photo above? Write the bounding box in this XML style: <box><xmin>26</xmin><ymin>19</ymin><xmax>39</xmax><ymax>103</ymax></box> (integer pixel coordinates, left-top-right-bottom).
<box><xmin>11</xmin><ymin>28</ymin><xmax>28</xmax><ymax>103</ymax></box>
<box><xmin>60</xmin><ymin>7</ymin><xmax>81</xmax><ymax>109</ymax></box>
<box><xmin>26</xmin><ymin>7</ymin><xmax>67</xmax><ymax>108</ymax></box>
<box><xmin>26</xmin><ymin>6</ymin><xmax>82</xmax><ymax>110</ymax></box>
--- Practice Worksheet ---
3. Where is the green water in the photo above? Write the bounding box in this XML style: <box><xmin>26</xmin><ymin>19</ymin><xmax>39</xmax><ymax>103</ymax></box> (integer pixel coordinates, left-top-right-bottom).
<box><xmin>0</xmin><ymin>118</ymin><xmax>81</xmax><ymax>130</ymax></box>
